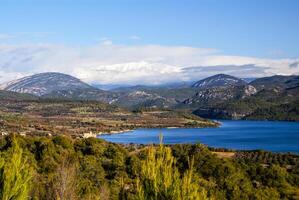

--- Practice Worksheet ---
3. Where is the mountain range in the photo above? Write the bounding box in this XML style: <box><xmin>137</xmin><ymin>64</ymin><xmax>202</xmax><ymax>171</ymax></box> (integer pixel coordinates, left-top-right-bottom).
<box><xmin>0</xmin><ymin>72</ymin><xmax>298</xmax><ymax>121</ymax></box>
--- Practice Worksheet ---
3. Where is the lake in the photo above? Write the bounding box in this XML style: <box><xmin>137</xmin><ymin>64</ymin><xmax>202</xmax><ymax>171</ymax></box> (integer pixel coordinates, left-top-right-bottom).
<box><xmin>98</xmin><ymin>120</ymin><xmax>299</xmax><ymax>154</ymax></box>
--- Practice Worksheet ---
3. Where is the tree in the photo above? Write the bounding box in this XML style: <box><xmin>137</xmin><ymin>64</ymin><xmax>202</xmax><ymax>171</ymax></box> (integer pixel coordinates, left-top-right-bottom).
<box><xmin>136</xmin><ymin>139</ymin><xmax>208</xmax><ymax>200</ymax></box>
<box><xmin>53</xmin><ymin>154</ymin><xmax>78</xmax><ymax>200</ymax></box>
<box><xmin>0</xmin><ymin>138</ymin><xmax>34</xmax><ymax>200</ymax></box>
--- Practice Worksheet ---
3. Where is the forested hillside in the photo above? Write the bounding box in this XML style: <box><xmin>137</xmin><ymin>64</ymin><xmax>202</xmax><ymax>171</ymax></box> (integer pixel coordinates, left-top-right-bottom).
<box><xmin>0</xmin><ymin>135</ymin><xmax>298</xmax><ymax>199</ymax></box>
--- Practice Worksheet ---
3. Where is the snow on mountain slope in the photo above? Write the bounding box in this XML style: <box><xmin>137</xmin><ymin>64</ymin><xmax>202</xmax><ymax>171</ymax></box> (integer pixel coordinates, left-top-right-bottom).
<box><xmin>0</xmin><ymin>72</ymin><xmax>93</xmax><ymax>96</ymax></box>
<box><xmin>192</xmin><ymin>74</ymin><xmax>247</xmax><ymax>89</ymax></box>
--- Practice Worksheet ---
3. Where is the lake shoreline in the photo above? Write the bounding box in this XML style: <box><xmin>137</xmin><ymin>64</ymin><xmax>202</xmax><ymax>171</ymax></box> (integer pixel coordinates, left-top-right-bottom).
<box><xmin>99</xmin><ymin>120</ymin><xmax>299</xmax><ymax>154</ymax></box>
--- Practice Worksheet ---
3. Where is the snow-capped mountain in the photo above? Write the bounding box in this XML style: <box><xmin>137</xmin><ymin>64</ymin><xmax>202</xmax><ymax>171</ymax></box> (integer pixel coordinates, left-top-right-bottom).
<box><xmin>0</xmin><ymin>72</ymin><xmax>93</xmax><ymax>96</ymax></box>
<box><xmin>192</xmin><ymin>74</ymin><xmax>247</xmax><ymax>88</ymax></box>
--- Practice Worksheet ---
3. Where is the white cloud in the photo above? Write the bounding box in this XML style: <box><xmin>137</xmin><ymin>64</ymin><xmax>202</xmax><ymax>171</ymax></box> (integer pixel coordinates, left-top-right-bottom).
<box><xmin>0</xmin><ymin>70</ymin><xmax>28</xmax><ymax>86</ymax></box>
<box><xmin>199</xmin><ymin>55</ymin><xmax>299</xmax><ymax>76</ymax></box>
<box><xmin>98</xmin><ymin>37</ymin><xmax>113</xmax><ymax>46</ymax></box>
<box><xmin>129</xmin><ymin>35</ymin><xmax>141</xmax><ymax>40</ymax></box>
<box><xmin>0</xmin><ymin>41</ymin><xmax>298</xmax><ymax>85</ymax></box>
<box><xmin>74</xmin><ymin>61</ymin><xmax>185</xmax><ymax>85</ymax></box>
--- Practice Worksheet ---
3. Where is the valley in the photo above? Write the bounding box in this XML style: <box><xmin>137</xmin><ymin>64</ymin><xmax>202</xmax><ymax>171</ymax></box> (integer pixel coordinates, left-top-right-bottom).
<box><xmin>0</xmin><ymin>93</ymin><xmax>216</xmax><ymax>137</ymax></box>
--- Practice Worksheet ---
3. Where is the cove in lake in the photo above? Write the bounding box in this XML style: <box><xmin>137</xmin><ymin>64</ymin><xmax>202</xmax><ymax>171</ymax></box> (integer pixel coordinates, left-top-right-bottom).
<box><xmin>98</xmin><ymin>120</ymin><xmax>299</xmax><ymax>154</ymax></box>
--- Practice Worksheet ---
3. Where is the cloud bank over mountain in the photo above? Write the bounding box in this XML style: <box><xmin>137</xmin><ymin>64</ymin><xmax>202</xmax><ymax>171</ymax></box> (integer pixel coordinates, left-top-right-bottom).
<box><xmin>0</xmin><ymin>41</ymin><xmax>298</xmax><ymax>85</ymax></box>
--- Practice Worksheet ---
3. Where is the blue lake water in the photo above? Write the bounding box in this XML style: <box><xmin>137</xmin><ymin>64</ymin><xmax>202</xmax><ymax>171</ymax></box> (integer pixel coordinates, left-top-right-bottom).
<box><xmin>98</xmin><ymin>120</ymin><xmax>299</xmax><ymax>154</ymax></box>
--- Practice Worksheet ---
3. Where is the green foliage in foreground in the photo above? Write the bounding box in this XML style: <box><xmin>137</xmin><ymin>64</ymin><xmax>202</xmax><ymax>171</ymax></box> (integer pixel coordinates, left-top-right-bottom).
<box><xmin>0</xmin><ymin>138</ymin><xmax>33</xmax><ymax>200</ymax></box>
<box><xmin>136</xmin><ymin>142</ymin><xmax>207</xmax><ymax>200</ymax></box>
<box><xmin>0</xmin><ymin>135</ymin><xmax>298</xmax><ymax>200</ymax></box>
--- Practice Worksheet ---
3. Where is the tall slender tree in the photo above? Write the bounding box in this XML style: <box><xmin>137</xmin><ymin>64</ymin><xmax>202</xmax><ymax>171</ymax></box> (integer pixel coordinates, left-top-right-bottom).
<box><xmin>0</xmin><ymin>138</ymin><xmax>34</xmax><ymax>200</ymax></box>
<box><xmin>136</xmin><ymin>137</ymin><xmax>209</xmax><ymax>200</ymax></box>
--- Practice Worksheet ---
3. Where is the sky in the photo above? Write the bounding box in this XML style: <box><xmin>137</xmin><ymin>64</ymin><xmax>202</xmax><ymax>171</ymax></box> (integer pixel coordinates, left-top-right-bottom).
<box><xmin>0</xmin><ymin>0</ymin><xmax>299</xmax><ymax>85</ymax></box>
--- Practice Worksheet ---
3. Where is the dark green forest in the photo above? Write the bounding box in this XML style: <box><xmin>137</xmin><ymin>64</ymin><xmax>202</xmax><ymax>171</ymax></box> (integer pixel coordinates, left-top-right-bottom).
<box><xmin>0</xmin><ymin>135</ymin><xmax>298</xmax><ymax>200</ymax></box>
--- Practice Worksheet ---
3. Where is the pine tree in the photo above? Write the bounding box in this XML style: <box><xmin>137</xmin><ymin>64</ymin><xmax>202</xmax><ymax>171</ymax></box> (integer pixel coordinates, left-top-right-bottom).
<box><xmin>0</xmin><ymin>138</ymin><xmax>34</xmax><ymax>200</ymax></box>
<box><xmin>136</xmin><ymin>135</ymin><xmax>209</xmax><ymax>200</ymax></box>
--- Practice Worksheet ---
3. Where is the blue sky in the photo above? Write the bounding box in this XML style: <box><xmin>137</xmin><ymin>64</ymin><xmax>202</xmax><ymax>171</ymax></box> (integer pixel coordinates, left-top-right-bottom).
<box><xmin>0</xmin><ymin>0</ymin><xmax>298</xmax><ymax>84</ymax></box>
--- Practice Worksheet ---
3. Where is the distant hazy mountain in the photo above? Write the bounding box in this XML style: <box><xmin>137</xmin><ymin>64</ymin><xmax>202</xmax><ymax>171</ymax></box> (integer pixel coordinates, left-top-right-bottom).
<box><xmin>111</xmin><ymin>90</ymin><xmax>176</xmax><ymax>109</ymax></box>
<box><xmin>242</xmin><ymin>77</ymin><xmax>256</xmax><ymax>83</ymax></box>
<box><xmin>111</xmin><ymin>85</ymin><xmax>197</xmax><ymax>109</ymax></box>
<box><xmin>192</xmin><ymin>74</ymin><xmax>247</xmax><ymax>88</ymax></box>
<box><xmin>92</xmin><ymin>83</ymin><xmax>133</xmax><ymax>91</ymax></box>
<box><xmin>111</xmin><ymin>81</ymin><xmax>193</xmax><ymax>93</ymax></box>
<box><xmin>0</xmin><ymin>72</ymin><xmax>93</xmax><ymax>96</ymax></box>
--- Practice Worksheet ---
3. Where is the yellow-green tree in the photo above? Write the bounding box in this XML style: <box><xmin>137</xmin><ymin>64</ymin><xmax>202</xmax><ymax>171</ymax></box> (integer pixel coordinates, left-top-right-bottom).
<box><xmin>0</xmin><ymin>138</ymin><xmax>34</xmax><ymax>200</ymax></box>
<box><xmin>136</xmin><ymin>138</ymin><xmax>209</xmax><ymax>200</ymax></box>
